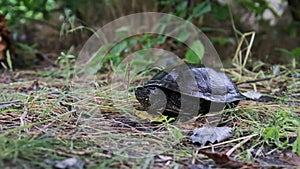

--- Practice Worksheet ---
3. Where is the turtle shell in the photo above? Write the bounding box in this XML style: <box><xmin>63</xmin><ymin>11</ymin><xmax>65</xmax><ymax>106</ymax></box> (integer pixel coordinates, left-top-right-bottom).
<box><xmin>135</xmin><ymin>63</ymin><xmax>245</xmax><ymax>121</ymax></box>
<box><xmin>144</xmin><ymin>63</ymin><xmax>243</xmax><ymax>103</ymax></box>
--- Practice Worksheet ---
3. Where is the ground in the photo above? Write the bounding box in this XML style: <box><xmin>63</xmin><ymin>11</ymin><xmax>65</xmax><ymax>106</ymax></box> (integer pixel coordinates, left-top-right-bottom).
<box><xmin>0</xmin><ymin>62</ymin><xmax>299</xmax><ymax>168</ymax></box>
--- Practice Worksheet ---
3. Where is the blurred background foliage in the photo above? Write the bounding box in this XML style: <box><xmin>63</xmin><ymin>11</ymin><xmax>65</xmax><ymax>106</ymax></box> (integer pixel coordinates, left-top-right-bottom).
<box><xmin>0</xmin><ymin>0</ymin><xmax>299</xmax><ymax>68</ymax></box>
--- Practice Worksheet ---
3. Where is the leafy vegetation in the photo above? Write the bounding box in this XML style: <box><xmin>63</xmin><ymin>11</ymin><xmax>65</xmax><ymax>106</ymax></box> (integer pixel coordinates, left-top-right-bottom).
<box><xmin>276</xmin><ymin>47</ymin><xmax>300</xmax><ymax>68</ymax></box>
<box><xmin>0</xmin><ymin>0</ymin><xmax>299</xmax><ymax>168</ymax></box>
<box><xmin>0</xmin><ymin>0</ymin><xmax>55</xmax><ymax>25</ymax></box>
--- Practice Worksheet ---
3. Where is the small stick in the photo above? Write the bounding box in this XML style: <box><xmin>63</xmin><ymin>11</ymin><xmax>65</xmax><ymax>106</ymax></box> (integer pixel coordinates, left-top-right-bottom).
<box><xmin>20</xmin><ymin>105</ymin><xmax>29</xmax><ymax>132</ymax></box>
<box><xmin>198</xmin><ymin>134</ymin><xmax>258</xmax><ymax>150</ymax></box>
<box><xmin>226</xmin><ymin>134</ymin><xmax>256</xmax><ymax>156</ymax></box>
<box><xmin>236</xmin><ymin>77</ymin><xmax>272</xmax><ymax>85</ymax></box>
<box><xmin>0</xmin><ymin>100</ymin><xmax>21</xmax><ymax>109</ymax></box>
<box><xmin>236</xmin><ymin>71</ymin><xmax>285</xmax><ymax>85</ymax></box>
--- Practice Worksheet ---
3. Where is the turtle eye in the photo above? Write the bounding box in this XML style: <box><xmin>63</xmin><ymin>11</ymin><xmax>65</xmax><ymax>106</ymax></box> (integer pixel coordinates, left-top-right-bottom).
<box><xmin>135</xmin><ymin>87</ymin><xmax>150</xmax><ymax>97</ymax></box>
<box><xmin>141</xmin><ymin>87</ymin><xmax>150</xmax><ymax>94</ymax></box>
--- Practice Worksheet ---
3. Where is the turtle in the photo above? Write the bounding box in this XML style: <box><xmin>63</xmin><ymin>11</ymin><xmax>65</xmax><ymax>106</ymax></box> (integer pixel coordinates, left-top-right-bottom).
<box><xmin>135</xmin><ymin>62</ymin><xmax>255</xmax><ymax>121</ymax></box>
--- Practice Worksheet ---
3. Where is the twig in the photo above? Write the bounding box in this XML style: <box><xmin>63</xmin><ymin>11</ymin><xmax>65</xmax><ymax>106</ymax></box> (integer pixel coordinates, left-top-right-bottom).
<box><xmin>198</xmin><ymin>134</ymin><xmax>258</xmax><ymax>150</ymax></box>
<box><xmin>236</xmin><ymin>77</ymin><xmax>273</xmax><ymax>85</ymax></box>
<box><xmin>192</xmin><ymin>149</ymin><xmax>199</xmax><ymax>164</ymax></box>
<box><xmin>0</xmin><ymin>100</ymin><xmax>21</xmax><ymax>109</ymax></box>
<box><xmin>20</xmin><ymin>105</ymin><xmax>29</xmax><ymax>132</ymax></box>
<box><xmin>242</xmin><ymin>32</ymin><xmax>255</xmax><ymax>68</ymax></box>
<box><xmin>226</xmin><ymin>134</ymin><xmax>256</xmax><ymax>156</ymax></box>
<box><xmin>236</xmin><ymin>71</ymin><xmax>285</xmax><ymax>85</ymax></box>
<box><xmin>36</xmin><ymin>53</ymin><xmax>57</xmax><ymax>67</ymax></box>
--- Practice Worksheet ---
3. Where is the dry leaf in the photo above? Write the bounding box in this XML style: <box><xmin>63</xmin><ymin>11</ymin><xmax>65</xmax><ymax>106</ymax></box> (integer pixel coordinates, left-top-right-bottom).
<box><xmin>278</xmin><ymin>151</ymin><xmax>300</xmax><ymax>166</ymax></box>
<box><xmin>190</xmin><ymin>127</ymin><xmax>232</xmax><ymax>145</ymax></box>
<box><xmin>44</xmin><ymin>157</ymin><xmax>85</xmax><ymax>169</ymax></box>
<box><xmin>199</xmin><ymin>150</ymin><xmax>257</xmax><ymax>169</ymax></box>
<box><xmin>0</xmin><ymin>14</ymin><xmax>14</xmax><ymax>62</ymax></box>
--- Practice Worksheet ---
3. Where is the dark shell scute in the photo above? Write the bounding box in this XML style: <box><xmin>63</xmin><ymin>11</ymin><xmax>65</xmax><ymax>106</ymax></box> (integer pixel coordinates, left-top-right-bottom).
<box><xmin>144</xmin><ymin>63</ymin><xmax>242</xmax><ymax>103</ymax></box>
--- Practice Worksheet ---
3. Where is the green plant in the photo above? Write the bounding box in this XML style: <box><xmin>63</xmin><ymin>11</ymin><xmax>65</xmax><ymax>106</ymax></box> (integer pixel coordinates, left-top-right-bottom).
<box><xmin>292</xmin><ymin>127</ymin><xmax>300</xmax><ymax>156</ymax></box>
<box><xmin>82</xmin><ymin>0</ymin><xmax>217</xmax><ymax>68</ymax></box>
<box><xmin>236</xmin><ymin>0</ymin><xmax>278</xmax><ymax>18</ymax></box>
<box><xmin>55</xmin><ymin>51</ymin><xmax>76</xmax><ymax>79</ymax></box>
<box><xmin>157</xmin><ymin>0</ymin><xmax>211</xmax><ymax>22</ymax></box>
<box><xmin>5</xmin><ymin>50</ymin><xmax>13</xmax><ymax>71</ymax></box>
<box><xmin>100</xmin><ymin>34</ymin><xmax>167</xmax><ymax>69</ymax></box>
<box><xmin>0</xmin><ymin>0</ymin><xmax>55</xmax><ymax>25</ymax></box>
<box><xmin>276</xmin><ymin>47</ymin><xmax>300</xmax><ymax>68</ymax></box>
<box><xmin>59</xmin><ymin>8</ymin><xmax>96</xmax><ymax>38</ymax></box>
<box><xmin>163</xmin><ymin>125</ymin><xmax>185</xmax><ymax>144</ymax></box>
<box><xmin>262</xmin><ymin>111</ymin><xmax>300</xmax><ymax>149</ymax></box>
<box><xmin>185</xmin><ymin>40</ymin><xmax>204</xmax><ymax>64</ymax></box>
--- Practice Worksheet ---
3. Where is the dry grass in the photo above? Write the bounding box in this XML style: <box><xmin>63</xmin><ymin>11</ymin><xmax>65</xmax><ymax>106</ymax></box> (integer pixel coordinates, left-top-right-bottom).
<box><xmin>0</xmin><ymin>62</ymin><xmax>299</xmax><ymax>168</ymax></box>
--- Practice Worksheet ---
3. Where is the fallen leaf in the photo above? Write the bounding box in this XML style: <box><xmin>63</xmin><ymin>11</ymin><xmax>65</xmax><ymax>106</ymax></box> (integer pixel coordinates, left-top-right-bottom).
<box><xmin>190</xmin><ymin>127</ymin><xmax>232</xmax><ymax>145</ymax></box>
<box><xmin>0</xmin><ymin>14</ymin><xmax>14</xmax><ymax>62</ymax></box>
<box><xmin>199</xmin><ymin>150</ymin><xmax>257</xmax><ymax>169</ymax></box>
<box><xmin>155</xmin><ymin>155</ymin><xmax>173</xmax><ymax>162</ymax></box>
<box><xmin>241</xmin><ymin>91</ymin><xmax>274</xmax><ymax>102</ymax></box>
<box><xmin>279</xmin><ymin>151</ymin><xmax>300</xmax><ymax>166</ymax></box>
<box><xmin>44</xmin><ymin>157</ymin><xmax>85</xmax><ymax>169</ymax></box>
<box><xmin>188</xmin><ymin>164</ymin><xmax>212</xmax><ymax>169</ymax></box>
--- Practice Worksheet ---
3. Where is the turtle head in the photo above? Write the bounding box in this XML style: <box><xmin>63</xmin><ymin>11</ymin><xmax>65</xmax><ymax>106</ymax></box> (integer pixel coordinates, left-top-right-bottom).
<box><xmin>135</xmin><ymin>86</ymin><xmax>167</xmax><ymax>113</ymax></box>
<box><xmin>135</xmin><ymin>87</ymin><xmax>151</xmax><ymax>109</ymax></box>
